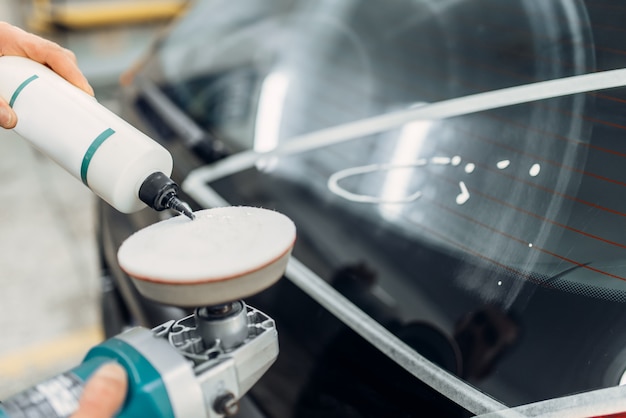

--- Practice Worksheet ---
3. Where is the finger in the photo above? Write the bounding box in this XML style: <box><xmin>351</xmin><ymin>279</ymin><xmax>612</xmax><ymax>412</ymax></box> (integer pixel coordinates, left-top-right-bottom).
<box><xmin>0</xmin><ymin>23</ymin><xmax>94</xmax><ymax>96</ymax></box>
<box><xmin>28</xmin><ymin>39</ymin><xmax>94</xmax><ymax>96</ymax></box>
<box><xmin>42</xmin><ymin>45</ymin><xmax>95</xmax><ymax>96</ymax></box>
<box><xmin>71</xmin><ymin>363</ymin><xmax>128</xmax><ymax>418</ymax></box>
<box><xmin>0</xmin><ymin>98</ymin><xmax>16</xmax><ymax>129</ymax></box>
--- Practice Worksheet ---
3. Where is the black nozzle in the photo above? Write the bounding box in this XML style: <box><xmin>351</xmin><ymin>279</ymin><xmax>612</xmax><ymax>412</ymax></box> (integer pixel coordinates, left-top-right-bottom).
<box><xmin>139</xmin><ymin>172</ymin><xmax>195</xmax><ymax>220</ymax></box>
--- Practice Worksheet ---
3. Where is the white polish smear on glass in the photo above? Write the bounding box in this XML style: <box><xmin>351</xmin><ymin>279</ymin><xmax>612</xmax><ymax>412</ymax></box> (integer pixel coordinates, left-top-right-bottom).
<box><xmin>431</xmin><ymin>156</ymin><xmax>451</xmax><ymax>165</ymax></box>
<box><xmin>497</xmin><ymin>160</ymin><xmax>511</xmax><ymax>169</ymax></box>
<box><xmin>529</xmin><ymin>163</ymin><xmax>541</xmax><ymax>177</ymax></box>
<box><xmin>327</xmin><ymin>162</ymin><xmax>426</xmax><ymax>203</ymax></box>
<box><xmin>464</xmin><ymin>163</ymin><xmax>476</xmax><ymax>174</ymax></box>
<box><xmin>456</xmin><ymin>181</ymin><xmax>470</xmax><ymax>205</ymax></box>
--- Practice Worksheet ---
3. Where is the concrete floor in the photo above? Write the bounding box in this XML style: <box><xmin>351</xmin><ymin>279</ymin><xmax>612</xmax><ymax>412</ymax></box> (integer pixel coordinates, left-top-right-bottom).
<box><xmin>0</xmin><ymin>0</ymin><xmax>163</xmax><ymax>399</ymax></box>
<box><xmin>0</xmin><ymin>127</ymin><xmax>100</xmax><ymax>398</ymax></box>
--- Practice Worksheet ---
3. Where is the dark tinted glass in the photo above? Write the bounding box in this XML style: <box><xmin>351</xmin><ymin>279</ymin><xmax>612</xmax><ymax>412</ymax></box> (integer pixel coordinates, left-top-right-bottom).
<box><xmin>143</xmin><ymin>0</ymin><xmax>626</xmax><ymax>409</ymax></box>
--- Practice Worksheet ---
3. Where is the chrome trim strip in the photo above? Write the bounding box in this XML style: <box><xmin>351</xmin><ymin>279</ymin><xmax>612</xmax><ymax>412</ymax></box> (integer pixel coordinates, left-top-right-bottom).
<box><xmin>286</xmin><ymin>257</ymin><xmax>513</xmax><ymax>416</ymax></box>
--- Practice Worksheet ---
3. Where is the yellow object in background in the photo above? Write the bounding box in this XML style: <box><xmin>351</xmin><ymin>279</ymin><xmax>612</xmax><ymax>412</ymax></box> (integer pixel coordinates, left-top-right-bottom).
<box><xmin>28</xmin><ymin>0</ymin><xmax>189</xmax><ymax>32</ymax></box>
<box><xmin>0</xmin><ymin>326</ymin><xmax>103</xmax><ymax>379</ymax></box>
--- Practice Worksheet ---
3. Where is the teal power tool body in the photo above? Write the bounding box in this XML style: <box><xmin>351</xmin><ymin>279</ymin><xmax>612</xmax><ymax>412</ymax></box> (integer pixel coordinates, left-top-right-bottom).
<box><xmin>0</xmin><ymin>301</ymin><xmax>278</xmax><ymax>418</ymax></box>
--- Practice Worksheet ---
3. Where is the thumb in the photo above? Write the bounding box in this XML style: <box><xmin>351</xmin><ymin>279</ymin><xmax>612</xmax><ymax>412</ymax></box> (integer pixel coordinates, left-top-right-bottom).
<box><xmin>0</xmin><ymin>99</ymin><xmax>16</xmax><ymax>129</ymax></box>
<box><xmin>71</xmin><ymin>363</ymin><xmax>128</xmax><ymax>418</ymax></box>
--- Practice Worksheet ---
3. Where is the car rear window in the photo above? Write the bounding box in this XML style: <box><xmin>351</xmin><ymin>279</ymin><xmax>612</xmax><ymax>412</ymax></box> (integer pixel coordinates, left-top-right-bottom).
<box><xmin>147</xmin><ymin>0</ymin><xmax>626</xmax><ymax>412</ymax></box>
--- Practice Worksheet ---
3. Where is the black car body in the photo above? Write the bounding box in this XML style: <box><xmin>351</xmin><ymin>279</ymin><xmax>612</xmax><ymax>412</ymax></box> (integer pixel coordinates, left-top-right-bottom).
<box><xmin>98</xmin><ymin>0</ymin><xmax>626</xmax><ymax>416</ymax></box>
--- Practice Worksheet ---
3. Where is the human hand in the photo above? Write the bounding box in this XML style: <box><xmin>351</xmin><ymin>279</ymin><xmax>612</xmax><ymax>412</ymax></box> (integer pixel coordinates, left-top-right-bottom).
<box><xmin>0</xmin><ymin>22</ymin><xmax>94</xmax><ymax>129</ymax></box>
<box><xmin>71</xmin><ymin>363</ymin><xmax>128</xmax><ymax>418</ymax></box>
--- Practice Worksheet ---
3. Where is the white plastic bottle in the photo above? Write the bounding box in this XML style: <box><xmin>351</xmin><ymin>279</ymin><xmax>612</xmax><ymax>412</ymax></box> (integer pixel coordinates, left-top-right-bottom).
<box><xmin>0</xmin><ymin>55</ymin><xmax>184</xmax><ymax>215</ymax></box>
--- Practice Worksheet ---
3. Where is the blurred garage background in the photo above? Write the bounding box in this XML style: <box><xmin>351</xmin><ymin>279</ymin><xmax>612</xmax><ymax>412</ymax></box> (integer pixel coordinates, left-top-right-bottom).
<box><xmin>0</xmin><ymin>0</ymin><xmax>187</xmax><ymax>398</ymax></box>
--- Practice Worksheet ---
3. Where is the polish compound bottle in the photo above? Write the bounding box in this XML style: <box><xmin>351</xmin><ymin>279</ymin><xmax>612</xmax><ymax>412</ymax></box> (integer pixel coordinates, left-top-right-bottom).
<box><xmin>0</xmin><ymin>56</ymin><xmax>193</xmax><ymax>217</ymax></box>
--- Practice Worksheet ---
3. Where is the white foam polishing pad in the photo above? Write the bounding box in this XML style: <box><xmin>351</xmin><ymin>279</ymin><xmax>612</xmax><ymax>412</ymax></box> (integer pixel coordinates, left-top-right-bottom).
<box><xmin>117</xmin><ymin>206</ymin><xmax>296</xmax><ymax>307</ymax></box>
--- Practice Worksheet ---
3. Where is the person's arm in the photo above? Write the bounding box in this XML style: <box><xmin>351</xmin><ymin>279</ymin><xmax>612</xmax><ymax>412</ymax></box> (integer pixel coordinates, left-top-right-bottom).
<box><xmin>0</xmin><ymin>22</ymin><xmax>94</xmax><ymax>128</ymax></box>
<box><xmin>71</xmin><ymin>363</ymin><xmax>128</xmax><ymax>418</ymax></box>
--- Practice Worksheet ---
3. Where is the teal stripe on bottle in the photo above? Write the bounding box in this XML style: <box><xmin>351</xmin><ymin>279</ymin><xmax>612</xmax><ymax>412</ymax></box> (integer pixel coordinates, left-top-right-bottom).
<box><xmin>80</xmin><ymin>128</ymin><xmax>115</xmax><ymax>186</ymax></box>
<box><xmin>9</xmin><ymin>75</ymin><xmax>39</xmax><ymax>107</ymax></box>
